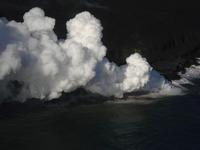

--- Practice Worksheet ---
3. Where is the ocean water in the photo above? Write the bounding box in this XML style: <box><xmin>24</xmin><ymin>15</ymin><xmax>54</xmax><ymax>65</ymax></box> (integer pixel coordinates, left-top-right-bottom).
<box><xmin>0</xmin><ymin>94</ymin><xmax>200</xmax><ymax>150</ymax></box>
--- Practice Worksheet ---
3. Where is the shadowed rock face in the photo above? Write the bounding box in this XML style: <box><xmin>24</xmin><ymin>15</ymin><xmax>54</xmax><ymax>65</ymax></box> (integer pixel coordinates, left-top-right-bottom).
<box><xmin>1</xmin><ymin>0</ymin><xmax>200</xmax><ymax>79</ymax></box>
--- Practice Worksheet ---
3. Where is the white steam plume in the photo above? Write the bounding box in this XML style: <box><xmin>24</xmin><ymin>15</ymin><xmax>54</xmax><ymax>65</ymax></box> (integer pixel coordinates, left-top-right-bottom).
<box><xmin>173</xmin><ymin>58</ymin><xmax>200</xmax><ymax>88</ymax></box>
<box><xmin>0</xmin><ymin>7</ymin><xmax>181</xmax><ymax>102</ymax></box>
<box><xmin>86</xmin><ymin>54</ymin><xmax>151</xmax><ymax>98</ymax></box>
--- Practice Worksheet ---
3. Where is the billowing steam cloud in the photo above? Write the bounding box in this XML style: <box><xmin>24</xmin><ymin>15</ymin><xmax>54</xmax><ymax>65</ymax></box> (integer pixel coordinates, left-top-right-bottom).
<box><xmin>86</xmin><ymin>54</ymin><xmax>151</xmax><ymax>98</ymax></box>
<box><xmin>0</xmin><ymin>7</ymin><xmax>181</xmax><ymax>103</ymax></box>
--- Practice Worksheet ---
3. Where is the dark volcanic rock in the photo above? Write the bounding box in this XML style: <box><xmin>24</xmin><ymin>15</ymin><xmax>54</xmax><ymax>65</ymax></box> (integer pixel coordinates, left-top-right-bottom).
<box><xmin>1</xmin><ymin>0</ymin><xmax>200</xmax><ymax>79</ymax></box>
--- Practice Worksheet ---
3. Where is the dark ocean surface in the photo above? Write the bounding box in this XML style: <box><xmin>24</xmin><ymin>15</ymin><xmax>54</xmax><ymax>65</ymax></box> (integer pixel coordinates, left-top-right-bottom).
<box><xmin>0</xmin><ymin>94</ymin><xmax>200</xmax><ymax>150</ymax></box>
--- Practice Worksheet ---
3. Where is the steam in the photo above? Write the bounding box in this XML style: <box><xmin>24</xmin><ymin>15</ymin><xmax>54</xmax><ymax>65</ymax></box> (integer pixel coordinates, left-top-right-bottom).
<box><xmin>179</xmin><ymin>58</ymin><xmax>200</xmax><ymax>80</ymax></box>
<box><xmin>0</xmin><ymin>7</ymin><xmax>181</xmax><ymax>103</ymax></box>
<box><xmin>173</xmin><ymin>58</ymin><xmax>200</xmax><ymax>88</ymax></box>
<box><xmin>86</xmin><ymin>54</ymin><xmax>151</xmax><ymax>98</ymax></box>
